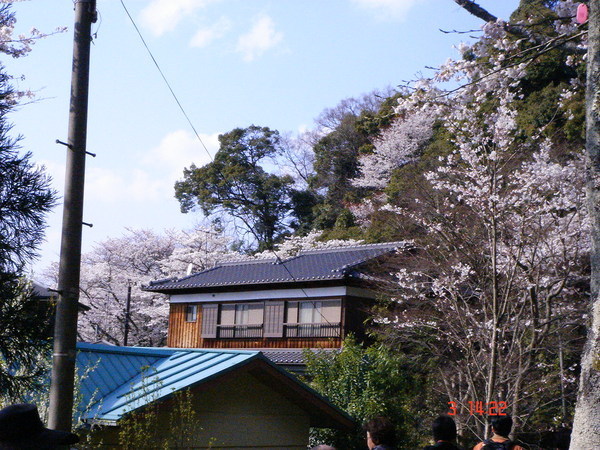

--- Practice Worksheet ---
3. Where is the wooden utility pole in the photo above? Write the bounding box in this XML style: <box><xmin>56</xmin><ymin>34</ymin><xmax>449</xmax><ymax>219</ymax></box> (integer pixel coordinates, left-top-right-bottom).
<box><xmin>123</xmin><ymin>282</ymin><xmax>132</xmax><ymax>346</ymax></box>
<box><xmin>47</xmin><ymin>0</ymin><xmax>96</xmax><ymax>432</ymax></box>
<box><xmin>572</xmin><ymin>1</ymin><xmax>600</xmax><ymax>447</ymax></box>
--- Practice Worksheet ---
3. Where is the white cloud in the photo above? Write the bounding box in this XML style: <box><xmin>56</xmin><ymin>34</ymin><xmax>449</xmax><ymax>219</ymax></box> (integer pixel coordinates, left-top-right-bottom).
<box><xmin>140</xmin><ymin>0</ymin><xmax>219</xmax><ymax>37</ymax></box>
<box><xmin>85</xmin><ymin>167</ymin><xmax>131</xmax><ymax>202</ymax></box>
<box><xmin>189</xmin><ymin>17</ymin><xmax>231</xmax><ymax>48</ymax></box>
<box><xmin>144</xmin><ymin>129</ymin><xmax>219</xmax><ymax>179</ymax></box>
<box><xmin>350</xmin><ymin>0</ymin><xmax>418</xmax><ymax>20</ymax></box>
<box><xmin>37</xmin><ymin>131</ymin><xmax>219</xmax><ymax>209</ymax></box>
<box><xmin>236</xmin><ymin>15</ymin><xmax>283</xmax><ymax>62</ymax></box>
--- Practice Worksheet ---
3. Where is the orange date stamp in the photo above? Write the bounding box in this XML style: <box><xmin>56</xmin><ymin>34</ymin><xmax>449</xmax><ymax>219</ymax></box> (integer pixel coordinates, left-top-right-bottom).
<box><xmin>448</xmin><ymin>401</ymin><xmax>507</xmax><ymax>416</ymax></box>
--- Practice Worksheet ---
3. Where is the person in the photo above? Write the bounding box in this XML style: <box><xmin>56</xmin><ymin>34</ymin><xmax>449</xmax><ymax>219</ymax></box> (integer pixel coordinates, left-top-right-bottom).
<box><xmin>424</xmin><ymin>415</ymin><xmax>463</xmax><ymax>449</ymax></box>
<box><xmin>311</xmin><ymin>445</ymin><xmax>336</xmax><ymax>450</ymax></box>
<box><xmin>363</xmin><ymin>416</ymin><xmax>396</xmax><ymax>450</ymax></box>
<box><xmin>0</xmin><ymin>404</ymin><xmax>79</xmax><ymax>449</ymax></box>
<box><xmin>473</xmin><ymin>416</ymin><xmax>525</xmax><ymax>450</ymax></box>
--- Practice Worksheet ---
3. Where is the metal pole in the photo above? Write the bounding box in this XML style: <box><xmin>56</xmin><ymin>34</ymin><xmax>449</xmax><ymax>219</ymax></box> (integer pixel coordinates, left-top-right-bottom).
<box><xmin>124</xmin><ymin>283</ymin><xmax>132</xmax><ymax>346</ymax></box>
<box><xmin>48</xmin><ymin>0</ymin><xmax>96</xmax><ymax>432</ymax></box>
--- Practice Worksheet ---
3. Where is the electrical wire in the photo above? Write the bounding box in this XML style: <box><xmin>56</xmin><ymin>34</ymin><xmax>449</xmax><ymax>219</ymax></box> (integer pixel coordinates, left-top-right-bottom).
<box><xmin>119</xmin><ymin>0</ymin><xmax>212</xmax><ymax>159</ymax></box>
<box><xmin>118</xmin><ymin>0</ymin><xmax>339</xmax><ymax>328</ymax></box>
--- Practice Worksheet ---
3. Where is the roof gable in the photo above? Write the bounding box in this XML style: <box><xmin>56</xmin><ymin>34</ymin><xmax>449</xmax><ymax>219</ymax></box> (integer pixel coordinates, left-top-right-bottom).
<box><xmin>145</xmin><ymin>241</ymin><xmax>404</xmax><ymax>292</ymax></box>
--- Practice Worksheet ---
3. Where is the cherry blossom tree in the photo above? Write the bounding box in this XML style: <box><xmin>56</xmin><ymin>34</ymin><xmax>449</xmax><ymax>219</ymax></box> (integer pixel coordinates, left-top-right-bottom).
<box><xmin>49</xmin><ymin>227</ymin><xmax>239</xmax><ymax>347</ymax></box>
<box><xmin>353</xmin><ymin>3</ymin><xmax>589</xmax><ymax>438</ymax></box>
<box><xmin>252</xmin><ymin>230</ymin><xmax>362</xmax><ymax>260</ymax></box>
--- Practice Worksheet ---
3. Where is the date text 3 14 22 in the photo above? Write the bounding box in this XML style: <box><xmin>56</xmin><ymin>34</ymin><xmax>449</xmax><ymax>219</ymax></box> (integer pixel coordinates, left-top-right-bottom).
<box><xmin>447</xmin><ymin>401</ymin><xmax>508</xmax><ymax>416</ymax></box>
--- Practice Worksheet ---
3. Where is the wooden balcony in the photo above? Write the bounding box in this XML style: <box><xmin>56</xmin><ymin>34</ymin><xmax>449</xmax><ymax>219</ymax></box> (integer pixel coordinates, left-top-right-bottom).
<box><xmin>218</xmin><ymin>324</ymin><xmax>263</xmax><ymax>338</ymax></box>
<box><xmin>215</xmin><ymin>322</ymin><xmax>342</xmax><ymax>339</ymax></box>
<box><xmin>284</xmin><ymin>322</ymin><xmax>342</xmax><ymax>338</ymax></box>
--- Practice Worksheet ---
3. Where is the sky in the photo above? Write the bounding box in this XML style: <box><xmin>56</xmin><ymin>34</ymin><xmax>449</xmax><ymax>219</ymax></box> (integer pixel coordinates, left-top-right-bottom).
<box><xmin>4</xmin><ymin>0</ymin><xmax>521</xmax><ymax>277</ymax></box>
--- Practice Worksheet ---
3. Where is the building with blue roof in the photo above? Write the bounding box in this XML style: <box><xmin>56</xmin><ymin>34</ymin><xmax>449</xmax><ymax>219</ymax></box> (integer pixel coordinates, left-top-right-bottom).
<box><xmin>144</xmin><ymin>242</ymin><xmax>404</xmax><ymax>352</ymax></box>
<box><xmin>76</xmin><ymin>342</ymin><xmax>353</xmax><ymax>448</ymax></box>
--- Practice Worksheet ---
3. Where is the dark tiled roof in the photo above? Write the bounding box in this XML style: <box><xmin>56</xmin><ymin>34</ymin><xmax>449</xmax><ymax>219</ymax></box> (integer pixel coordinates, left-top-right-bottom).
<box><xmin>145</xmin><ymin>242</ymin><xmax>404</xmax><ymax>292</ymax></box>
<box><xmin>31</xmin><ymin>281</ymin><xmax>56</xmax><ymax>299</ymax></box>
<box><xmin>261</xmin><ymin>348</ymin><xmax>336</xmax><ymax>365</ymax></box>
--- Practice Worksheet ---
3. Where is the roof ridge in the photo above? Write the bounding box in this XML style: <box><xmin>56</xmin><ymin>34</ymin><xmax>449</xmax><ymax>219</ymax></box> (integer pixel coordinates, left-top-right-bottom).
<box><xmin>173</xmin><ymin>264</ymin><xmax>224</xmax><ymax>283</ymax></box>
<box><xmin>297</xmin><ymin>241</ymin><xmax>405</xmax><ymax>256</ymax></box>
<box><xmin>77</xmin><ymin>342</ymin><xmax>175</xmax><ymax>357</ymax></box>
<box><xmin>336</xmin><ymin>247</ymin><xmax>401</xmax><ymax>273</ymax></box>
<box><xmin>218</xmin><ymin>257</ymin><xmax>278</xmax><ymax>266</ymax></box>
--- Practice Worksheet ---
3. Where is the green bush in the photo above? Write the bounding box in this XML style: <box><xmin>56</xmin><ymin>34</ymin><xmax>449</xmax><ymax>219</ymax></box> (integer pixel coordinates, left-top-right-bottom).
<box><xmin>304</xmin><ymin>337</ymin><xmax>427</xmax><ymax>449</ymax></box>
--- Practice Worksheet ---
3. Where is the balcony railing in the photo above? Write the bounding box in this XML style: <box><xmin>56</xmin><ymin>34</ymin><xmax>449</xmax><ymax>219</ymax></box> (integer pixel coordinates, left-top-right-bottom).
<box><xmin>217</xmin><ymin>324</ymin><xmax>263</xmax><ymax>338</ymax></box>
<box><xmin>215</xmin><ymin>322</ymin><xmax>342</xmax><ymax>339</ymax></box>
<box><xmin>284</xmin><ymin>322</ymin><xmax>341</xmax><ymax>338</ymax></box>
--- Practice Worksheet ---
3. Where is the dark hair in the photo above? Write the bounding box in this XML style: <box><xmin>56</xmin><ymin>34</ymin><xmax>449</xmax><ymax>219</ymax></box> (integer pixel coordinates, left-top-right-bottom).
<box><xmin>432</xmin><ymin>415</ymin><xmax>457</xmax><ymax>441</ymax></box>
<box><xmin>363</xmin><ymin>416</ymin><xmax>396</xmax><ymax>446</ymax></box>
<box><xmin>491</xmin><ymin>415</ymin><xmax>513</xmax><ymax>437</ymax></box>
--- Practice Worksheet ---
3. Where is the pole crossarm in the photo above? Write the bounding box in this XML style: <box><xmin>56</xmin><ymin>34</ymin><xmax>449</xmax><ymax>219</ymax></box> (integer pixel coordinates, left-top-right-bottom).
<box><xmin>47</xmin><ymin>0</ymin><xmax>96</xmax><ymax>433</ymax></box>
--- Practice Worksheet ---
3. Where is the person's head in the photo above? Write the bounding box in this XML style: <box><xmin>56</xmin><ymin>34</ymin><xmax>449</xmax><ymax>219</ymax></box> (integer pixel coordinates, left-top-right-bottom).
<box><xmin>0</xmin><ymin>403</ymin><xmax>79</xmax><ymax>449</ymax></box>
<box><xmin>490</xmin><ymin>415</ymin><xmax>513</xmax><ymax>438</ymax></box>
<box><xmin>311</xmin><ymin>445</ymin><xmax>336</xmax><ymax>450</ymax></box>
<box><xmin>363</xmin><ymin>416</ymin><xmax>395</xmax><ymax>449</ymax></box>
<box><xmin>432</xmin><ymin>415</ymin><xmax>457</xmax><ymax>442</ymax></box>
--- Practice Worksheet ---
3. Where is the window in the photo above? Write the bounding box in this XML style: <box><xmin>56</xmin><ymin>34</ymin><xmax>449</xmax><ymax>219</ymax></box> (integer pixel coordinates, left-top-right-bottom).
<box><xmin>185</xmin><ymin>304</ymin><xmax>197</xmax><ymax>322</ymax></box>
<box><xmin>299</xmin><ymin>301</ymin><xmax>322</xmax><ymax>323</ymax></box>
<box><xmin>235</xmin><ymin>304</ymin><xmax>249</xmax><ymax>324</ymax></box>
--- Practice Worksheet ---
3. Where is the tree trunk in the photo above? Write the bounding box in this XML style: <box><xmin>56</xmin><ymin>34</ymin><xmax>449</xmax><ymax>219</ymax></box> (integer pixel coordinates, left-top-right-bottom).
<box><xmin>571</xmin><ymin>1</ymin><xmax>600</xmax><ymax>447</ymax></box>
<box><xmin>484</xmin><ymin>175</ymin><xmax>499</xmax><ymax>438</ymax></box>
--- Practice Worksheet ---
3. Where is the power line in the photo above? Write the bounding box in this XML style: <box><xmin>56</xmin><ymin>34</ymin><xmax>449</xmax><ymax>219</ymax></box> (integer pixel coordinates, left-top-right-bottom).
<box><xmin>119</xmin><ymin>0</ymin><xmax>212</xmax><ymax>160</ymax></box>
<box><xmin>118</xmin><ymin>1</ymin><xmax>334</xmax><ymax>327</ymax></box>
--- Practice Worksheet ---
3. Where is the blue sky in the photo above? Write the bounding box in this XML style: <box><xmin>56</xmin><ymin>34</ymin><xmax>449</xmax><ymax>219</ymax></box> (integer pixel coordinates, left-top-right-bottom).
<box><xmin>4</xmin><ymin>0</ymin><xmax>520</xmax><ymax>275</ymax></box>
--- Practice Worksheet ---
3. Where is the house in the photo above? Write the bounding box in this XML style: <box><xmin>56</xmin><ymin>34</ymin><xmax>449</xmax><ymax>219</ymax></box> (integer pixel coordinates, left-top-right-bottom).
<box><xmin>76</xmin><ymin>342</ymin><xmax>354</xmax><ymax>449</ymax></box>
<box><xmin>30</xmin><ymin>281</ymin><xmax>89</xmax><ymax>337</ymax></box>
<box><xmin>144</xmin><ymin>242</ymin><xmax>404</xmax><ymax>350</ymax></box>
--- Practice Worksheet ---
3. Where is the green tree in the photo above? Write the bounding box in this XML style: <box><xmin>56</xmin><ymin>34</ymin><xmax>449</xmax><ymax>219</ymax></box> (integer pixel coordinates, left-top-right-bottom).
<box><xmin>304</xmin><ymin>337</ymin><xmax>427</xmax><ymax>450</ymax></box>
<box><xmin>0</xmin><ymin>58</ymin><xmax>56</xmax><ymax>399</ymax></box>
<box><xmin>309</xmin><ymin>90</ymin><xmax>393</xmax><ymax>231</ymax></box>
<box><xmin>175</xmin><ymin>126</ymin><xmax>294</xmax><ymax>251</ymax></box>
<box><xmin>0</xmin><ymin>279</ymin><xmax>53</xmax><ymax>401</ymax></box>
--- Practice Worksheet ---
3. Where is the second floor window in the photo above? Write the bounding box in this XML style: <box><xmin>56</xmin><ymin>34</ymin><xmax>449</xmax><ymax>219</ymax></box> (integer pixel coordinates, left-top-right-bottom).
<box><xmin>185</xmin><ymin>304</ymin><xmax>197</xmax><ymax>322</ymax></box>
<box><xmin>299</xmin><ymin>301</ymin><xmax>322</xmax><ymax>323</ymax></box>
<box><xmin>235</xmin><ymin>304</ymin><xmax>249</xmax><ymax>324</ymax></box>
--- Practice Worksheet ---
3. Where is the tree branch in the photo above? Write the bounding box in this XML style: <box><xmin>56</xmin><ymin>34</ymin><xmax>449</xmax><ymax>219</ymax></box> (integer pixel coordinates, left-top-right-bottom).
<box><xmin>453</xmin><ymin>0</ymin><xmax>497</xmax><ymax>23</ymax></box>
<box><xmin>452</xmin><ymin>0</ymin><xmax>586</xmax><ymax>55</ymax></box>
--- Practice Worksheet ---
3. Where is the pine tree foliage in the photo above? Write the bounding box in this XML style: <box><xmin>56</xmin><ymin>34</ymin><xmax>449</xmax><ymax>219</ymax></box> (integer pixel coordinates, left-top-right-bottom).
<box><xmin>175</xmin><ymin>126</ymin><xmax>295</xmax><ymax>251</ymax></box>
<box><xmin>0</xmin><ymin>3</ymin><xmax>57</xmax><ymax>401</ymax></box>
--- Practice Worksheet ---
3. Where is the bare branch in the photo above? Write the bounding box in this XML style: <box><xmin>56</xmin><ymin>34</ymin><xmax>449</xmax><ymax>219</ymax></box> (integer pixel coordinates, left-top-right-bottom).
<box><xmin>452</xmin><ymin>0</ymin><xmax>586</xmax><ymax>55</ymax></box>
<box><xmin>453</xmin><ymin>0</ymin><xmax>497</xmax><ymax>23</ymax></box>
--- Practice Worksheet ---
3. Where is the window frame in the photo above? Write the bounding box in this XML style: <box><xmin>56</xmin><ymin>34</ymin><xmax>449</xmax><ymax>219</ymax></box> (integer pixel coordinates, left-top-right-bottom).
<box><xmin>185</xmin><ymin>304</ymin><xmax>198</xmax><ymax>322</ymax></box>
<box><xmin>298</xmin><ymin>300</ymin><xmax>323</xmax><ymax>324</ymax></box>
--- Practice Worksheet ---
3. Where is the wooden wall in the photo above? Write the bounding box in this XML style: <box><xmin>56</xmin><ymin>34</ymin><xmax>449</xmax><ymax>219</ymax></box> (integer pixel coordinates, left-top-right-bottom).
<box><xmin>167</xmin><ymin>297</ymin><xmax>372</xmax><ymax>349</ymax></box>
<box><xmin>167</xmin><ymin>303</ymin><xmax>202</xmax><ymax>348</ymax></box>
<box><xmin>85</xmin><ymin>370</ymin><xmax>312</xmax><ymax>449</ymax></box>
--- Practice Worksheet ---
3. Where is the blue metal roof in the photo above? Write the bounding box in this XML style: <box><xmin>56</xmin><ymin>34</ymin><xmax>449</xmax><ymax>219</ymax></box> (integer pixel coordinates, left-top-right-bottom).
<box><xmin>75</xmin><ymin>343</ymin><xmax>354</xmax><ymax>430</ymax></box>
<box><xmin>145</xmin><ymin>241</ymin><xmax>404</xmax><ymax>292</ymax></box>
<box><xmin>77</xmin><ymin>343</ymin><xmax>260</xmax><ymax>422</ymax></box>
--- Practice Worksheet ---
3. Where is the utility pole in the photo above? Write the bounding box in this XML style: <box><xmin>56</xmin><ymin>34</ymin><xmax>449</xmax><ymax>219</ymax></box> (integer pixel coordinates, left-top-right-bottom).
<box><xmin>48</xmin><ymin>0</ymin><xmax>96</xmax><ymax>432</ymax></box>
<box><xmin>124</xmin><ymin>282</ymin><xmax>132</xmax><ymax>346</ymax></box>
